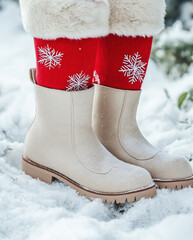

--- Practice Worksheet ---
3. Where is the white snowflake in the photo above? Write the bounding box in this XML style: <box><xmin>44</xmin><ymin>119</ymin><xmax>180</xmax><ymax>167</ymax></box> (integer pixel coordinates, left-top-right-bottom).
<box><xmin>66</xmin><ymin>71</ymin><xmax>90</xmax><ymax>91</ymax></box>
<box><xmin>119</xmin><ymin>52</ymin><xmax>147</xmax><ymax>84</ymax></box>
<box><xmin>93</xmin><ymin>70</ymin><xmax>100</xmax><ymax>84</ymax></box>
<box><xmin>38</xmin><ymin>45</ymin><xmax>63</xmax><ymax>70</ymax></box>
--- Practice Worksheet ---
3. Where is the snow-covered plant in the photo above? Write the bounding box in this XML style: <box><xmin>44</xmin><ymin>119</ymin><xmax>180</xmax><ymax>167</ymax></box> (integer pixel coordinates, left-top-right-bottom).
<box><xmin>152</xmin><ymin>21</ymin><xmax>193</xmax><ymax>80</ymax></box>
<box><xmin>152</xmin><ymin>1</ymin><xmax>193</xmax><ymax>80</ymax></box>
<box><xmin>181</xmin><ymin>1</ymin><xmax>193</xmax><ymax>30</ymax></box>
<box><xmin>165</xmin><ymin>0</ymin><xmax>192</xmax><ymax>26</ymax></box>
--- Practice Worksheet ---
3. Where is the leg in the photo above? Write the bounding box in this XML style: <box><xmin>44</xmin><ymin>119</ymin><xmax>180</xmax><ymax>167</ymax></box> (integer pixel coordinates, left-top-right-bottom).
<box><xmin>19</xmin><ymin>0</ymin><xmax>156</xmax><ymax>203</ymax></box>
<box><xmin>94</xmin><ymin>34</ymin><xmax>153</xmax><ymax>90</ymax></box>
<box><xmin>34</xmin><ymin>37</ymin><xmax>97</xmax><ymax>90</ymax></box>
<box><xmin>92</xmin><ymin>0</ymin><xmax>193</xmax><ymax>189</ymax></box>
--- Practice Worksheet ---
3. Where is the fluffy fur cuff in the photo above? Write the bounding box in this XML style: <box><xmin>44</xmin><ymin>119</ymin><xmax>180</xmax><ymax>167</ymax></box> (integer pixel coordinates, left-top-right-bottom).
<box><xmin>19</xmin><ymin>0</ymin><xmax>110</xmax><ymax>39</ymax></box>
<box><xmin>109</xmin><ymin>0</ymin><xmax>166</xmax><ymax>37</ymax></box>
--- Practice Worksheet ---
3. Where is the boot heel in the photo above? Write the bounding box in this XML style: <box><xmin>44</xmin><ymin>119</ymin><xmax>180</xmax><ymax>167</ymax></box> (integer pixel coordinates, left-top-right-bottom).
<box><xmin>22</xmin><ymin>157</ymin><xmax>53</xmax><ymax>184</ymax></box>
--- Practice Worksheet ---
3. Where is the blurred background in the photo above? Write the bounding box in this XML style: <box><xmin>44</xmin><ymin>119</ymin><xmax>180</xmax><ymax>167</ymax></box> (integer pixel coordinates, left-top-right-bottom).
<box><xmin>152</xmin><ymin>0</ymin><xmax>193</xmax><ymax>110</ymax></box>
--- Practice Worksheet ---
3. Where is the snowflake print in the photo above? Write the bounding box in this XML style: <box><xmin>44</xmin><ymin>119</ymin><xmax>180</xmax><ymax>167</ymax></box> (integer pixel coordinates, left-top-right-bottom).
<box><xmin>66</xmin><ymin>71</ymin><xmax>90</xmax><ymax>91</ymax></box>
<box><xmin>38</xmin><ymin>45</ymin><xmax>63</xmax><ymax>70</ymax></box>
<box><xmin>119</xmin><ymin>52</ymin><xmax>147</xmax><ymax>84</ymax></box>
<box><xmin>93</xmin><ymin>70</ymin><xmax>100</xmax><ymax>84</ymax></box>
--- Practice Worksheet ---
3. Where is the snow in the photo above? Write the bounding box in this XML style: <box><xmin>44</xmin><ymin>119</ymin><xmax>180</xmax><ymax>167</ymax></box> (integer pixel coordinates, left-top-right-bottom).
<box><xmin>0</xmin><ymin>1</ymin><xmax>193</xmax><ymax>240</ymax></box>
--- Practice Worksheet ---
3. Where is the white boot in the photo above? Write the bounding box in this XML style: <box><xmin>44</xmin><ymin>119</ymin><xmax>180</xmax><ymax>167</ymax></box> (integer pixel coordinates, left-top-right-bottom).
<box><xmin>22</xmin><ymin>69</ymin><xmax>156</xmax><ymax>203</ymax></box>
<box><xmin>92</xmin><ymin>85</ymin><xmax>193</xmax><ymax>189</ymax></box>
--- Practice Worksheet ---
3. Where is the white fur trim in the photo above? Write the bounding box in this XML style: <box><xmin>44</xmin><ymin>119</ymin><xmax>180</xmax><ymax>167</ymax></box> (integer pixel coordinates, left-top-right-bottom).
<box><xmin>109</xmin><ymin>0</ymin><xmax>166</xmax><ymax>37</ymax></box>
<box><xmin>19</xmin><ymin>0</ymin><xmax>110</xmax><ymax>39</ymax></box>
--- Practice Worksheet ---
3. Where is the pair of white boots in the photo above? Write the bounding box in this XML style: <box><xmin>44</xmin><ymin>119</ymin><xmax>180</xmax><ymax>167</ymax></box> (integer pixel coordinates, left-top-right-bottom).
<box><xmin>22</xmin><ymin>69</ymin><xmax>193</xmax><ymax>203</ymax></box>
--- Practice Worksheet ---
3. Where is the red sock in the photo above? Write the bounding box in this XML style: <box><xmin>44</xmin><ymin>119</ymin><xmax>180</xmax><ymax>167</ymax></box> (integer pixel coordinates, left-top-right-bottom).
<box><xmin>34</xmin><ymin>37</ymin><xmax>98</xmax><ymax>91</ymax></box>
<box><xmin>94</xmin><ymin>34</ymin><xmax>153</xmax><ymax>90</ymax></box>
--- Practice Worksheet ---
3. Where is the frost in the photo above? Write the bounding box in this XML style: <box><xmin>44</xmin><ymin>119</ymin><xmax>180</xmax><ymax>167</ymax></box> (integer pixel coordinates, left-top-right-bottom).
<box><xmin>38</xmin><ymin>45</ymin><xmax>63</xmax><ymax>70</ymax></box>
<box><xmin>119</xmin><ymin>52</ymin><xmax>147</xmax><ymax>84</ymax></box>
<box><xmin>66</xmin><ymin>71</ymin><xmax>90</xmax><ymax>91</ymax></box>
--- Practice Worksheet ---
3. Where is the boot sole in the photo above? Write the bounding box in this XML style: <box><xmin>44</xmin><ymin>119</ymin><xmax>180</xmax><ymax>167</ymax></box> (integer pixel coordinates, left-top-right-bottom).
<box><xmin>22</xmin><ymin>156</ymin><xmax>156</xmax><ymax>204</ymax></box>
<box><xmin>154</xmin><ymin>177</ymin><xmax>193</xmax><ymax>190</ymax></box>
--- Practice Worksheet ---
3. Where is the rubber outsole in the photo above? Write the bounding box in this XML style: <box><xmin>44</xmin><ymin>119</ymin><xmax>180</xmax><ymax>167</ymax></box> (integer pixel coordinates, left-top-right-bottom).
<box><xmin>22</xmin><ymin>156</ymin><xmax>156</xmax><ymax>204</ymax></box>
<box><xmin>154</xmin><ymin>176</ymin><xmax>193</xmax><ymax>190</ymax></box>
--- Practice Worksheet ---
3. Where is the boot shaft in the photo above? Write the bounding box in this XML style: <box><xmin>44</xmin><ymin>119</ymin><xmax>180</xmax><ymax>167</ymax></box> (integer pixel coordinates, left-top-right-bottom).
<box><xmin>92</xmin><ymin>84</ymin><xmax>159</xmax><ymax>161</ymax></box>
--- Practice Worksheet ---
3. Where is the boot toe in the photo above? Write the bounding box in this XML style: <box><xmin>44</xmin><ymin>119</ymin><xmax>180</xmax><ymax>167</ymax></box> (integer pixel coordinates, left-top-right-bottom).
<box><xmin>151</xmin><ymin>152</ymin><xmax>193</xmax><ymax>180</ymax></box>
<box><xmin>108</xmin><ymin>161</ymin><xmax>153</xmax><ymax>193</ymax></box>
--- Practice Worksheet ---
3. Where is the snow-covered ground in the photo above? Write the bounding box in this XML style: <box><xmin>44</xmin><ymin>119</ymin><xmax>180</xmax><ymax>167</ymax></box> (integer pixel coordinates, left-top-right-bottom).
<box><xmin>1</xmin><ymin>1</ymin><xmax>193</xmax><ymax>240</ymax></box>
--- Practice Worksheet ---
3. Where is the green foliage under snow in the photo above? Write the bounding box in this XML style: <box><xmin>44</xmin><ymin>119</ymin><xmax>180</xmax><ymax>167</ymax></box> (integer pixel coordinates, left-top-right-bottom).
<box><xmin>152</xmin><ymin>21</ymin><xmax>193</xmax><ymax>81</ymax></box>
<box><xmin>152</xmin><ymin>1</ymin><xmax>193</xmax><ymax>110</ymax></box>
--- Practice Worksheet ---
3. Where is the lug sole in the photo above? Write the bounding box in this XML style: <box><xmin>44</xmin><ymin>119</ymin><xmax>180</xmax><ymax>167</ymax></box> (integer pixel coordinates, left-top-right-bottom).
<box><xmin>154</xmin><ymin>177</ymin><xmax>193</xmax><ymax>190</ymax></box>
<box><xmin>22</xmin><ymin>156</ymin><xmax>156</xmax><ymax>204</ymax></box>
